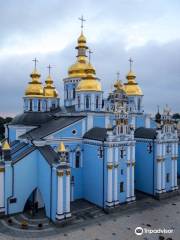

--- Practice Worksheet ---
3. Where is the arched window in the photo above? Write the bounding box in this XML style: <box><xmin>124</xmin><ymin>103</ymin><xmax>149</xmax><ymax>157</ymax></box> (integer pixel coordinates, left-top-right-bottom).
<box><xmin>78</xmin><ymin>96</ymin><xmax>80</xmax><ymax>108</ymax></box>
<box><xmin>138</xmin><ymin>98</ymin><xmax>141</xmax><ymax>111</ymax></box>
<box><xmin>96</xmin><ymin>96</ymin><xmax>99</xmax><ymax>109</ymax></box>
<box><xmin>120</xmin><ymin>182</ymin><xmax>124</xmax><ymax>192</ymax></box>
<box><xmin>73</xmin><ymin>88</ymin><xmax>76</xmax><ymax>99</ymax></box>
<box><xmin>38</xmin><ymin>100</ymin><xmax>41</xmax><ymax>112</ymax></box>
<box><xmin>30</xmin><ymin>99</ymin><xmax>33</xmax><ymax>111</ymax></box>
<box><xmin>86</xmin><ymin>96</ymin><xmax>90</xmax><ymax>109</ymax></box>
<box><xmin>75</xmin><ymin>151</ymin><xmax>81</xmax><ymax>168</ymax></box>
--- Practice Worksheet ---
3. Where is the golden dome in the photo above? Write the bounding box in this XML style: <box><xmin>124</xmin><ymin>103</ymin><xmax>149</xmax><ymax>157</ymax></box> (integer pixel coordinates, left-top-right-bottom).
<box><xmin>25</xmin><ymin>70</ymin><xmax>44</xmax><ymax>97</ymax></box>
<box><xmin>58</xmin><ymin>142</ymin><xmax>66</xmax><ymax>152</ymax></box>
<box><xmin>76</xmin><ymin>33</ymin><xmax>88</xmax><ymax>49</ymax></box>
<box><xmin>67</xmin><ymin>32</ymin><xmax>97</xmax><ymax>78</ymax></box>
<box><xmin>68</xmin><ymin>61</ymin><xmax>96</xmax><ymax>78</ymax></box>
<box><xmin>76</xmin><ymin>73</ymin><xmax>102</xmax><ymax>92</ymax></box>
<box><xmin>2</xmin><ymin>140</ymin><xmax>10</xmax><ymax>150</ymax></box>
<box><xmin>124</xmin><ymin>71</ymin><xmax>143</xmax><ymax>96</ymax></box>
<box><xmin>44</xmin><ymin>75</ymin><xmax>59</xmax><ymax>98</ymax></box>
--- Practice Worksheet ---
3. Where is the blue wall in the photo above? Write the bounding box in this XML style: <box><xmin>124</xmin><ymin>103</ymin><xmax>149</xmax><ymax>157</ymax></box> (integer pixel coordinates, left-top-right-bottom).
<box><xmin>135</xmin><ymin>140</ymin><xmax>154</xmax><ymax>195</ymax></box>
<box><xmin>83</xmin><ymin>143</ymin><xmax>103</xmax><ymax>207</ymax></box>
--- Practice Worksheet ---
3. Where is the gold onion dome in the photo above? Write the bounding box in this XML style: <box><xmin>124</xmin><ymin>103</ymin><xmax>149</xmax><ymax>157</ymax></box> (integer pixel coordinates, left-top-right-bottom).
<box><xmin>44</xmin><ymin>75</ymin><xmax>59</xmax><ymax>98</ymax></box>
<box><xmin>58</xmin><ymin>142</ymin><xmax>66</xmax><ymax>153</ymax></box>
<box><xmin>25</xmin><ymin>70</ymin><xmax>44</xmax><ymax>97</ymax></box>
<box><xmin>2</xmin><ymin>140</ymin><xmax>11</xmax><ymax>150</ymax></box>
<box><xmin>68</xmin><ymin>32</ymin><xmax>96</xmax><ymax>78</ymax></box>
<box><xmin>124</xmin><ymin>71</ymin><xmax>143</xmax><ymax>96</ymax></box>
<box><xmin>76</xmin><ymin>71</ymin><xmax>102</xmax><ymax>92</ymax></box>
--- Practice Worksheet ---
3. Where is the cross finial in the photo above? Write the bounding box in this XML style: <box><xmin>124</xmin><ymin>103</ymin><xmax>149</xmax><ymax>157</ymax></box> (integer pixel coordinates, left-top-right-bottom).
<box><xmin>117</xmin><ymin>72</ymin><xmax>120</xmax><ymax>80</ymax></box>
<box><xmin>79</xmin><ymin>15</ymin><xmax>86</xmax><ymax>33</ymax></box>
<box><xmin>157</xmin><ymin>105</ymin><xmax>160</xmax><ymax>113</ymax></box>
<box><xmin>47</xmin><ymin>64</ymin><xmax>52</xmax><ymax>76</ymax></box>
<box><xmin>32</xmin><ymin>58</ymin><xmax>38</xmax><ymax>71</ymax></box>
<box><xmin>88</xmin><ymin>48</ymin><xmax>93</xmax><ymax>63</ymax></box>
<box><xmin>129</xmin><ymin>57</ymin><xmax>133</xmax><ymax>71</ymax></box>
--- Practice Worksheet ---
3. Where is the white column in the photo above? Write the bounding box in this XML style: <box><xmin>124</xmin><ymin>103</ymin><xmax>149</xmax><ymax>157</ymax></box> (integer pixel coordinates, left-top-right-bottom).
<box><xmin>114</xmin><ymin>147</ymin><xmax>119</xmax><ymax>205</ymax></box>
<box><xmin>87</xmin><ymin>114</ymin><xmax>93</xmax><ymax>131</ymax></box>
<box><xmin>106</xmin><ymin>147</ymin><xmax>113</xmax><ymax>207</ymax></box>
<box><xmin>171</xmin><ymin>159</ymin><xmax>175</xmax><ymax>190</ymax></box>
<box><xmin>161</xmin><ymin>143</ymin><xmax>165</xmax><ymax>192</ymax></box>
<box><xmin>65</xmin><ymin>169</ymin><xmax>71</xmax><ymax>218</ymax></box>
<box><xmin>131</xmin><ymin>145</ymin><xmax>135</xmax><ymax>200</ymax></box>
<box><xmin>174</xmin><ymin>160</ymin><xmax>178</xmax><ymax>189</ymax></box>
<box><xmin>162</xmin><ymin>159</ymin><xmax>166</xmax><ymax>192</ymax></box>
<box><xmin>105</xmin><ymin>115</ymin><xmax>110</xmax><ymax>128</ymax></box>
<box><xmin>157</xmin><ymin>160</ymin><xmax>162</xmax><ymax>193</ymax></box>
<box><xmin>56</xmin><ymin>170</ymin><xmax>64</xmax><ymax>220</ymax></box>
<box><xmin>126</xmin><ymin>146</ymin><xmax>131</xmax><ymax>201</ymax></box>
<box><xmin>0</xmin><ymin>167</ymin><xmax>4</xmax><ymax>212</ymax></box>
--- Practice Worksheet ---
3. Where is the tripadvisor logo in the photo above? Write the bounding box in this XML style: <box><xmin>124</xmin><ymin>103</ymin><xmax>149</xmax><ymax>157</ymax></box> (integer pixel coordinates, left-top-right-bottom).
<box><xmin>135</xmin><ymin>227</ymin><xmax>143</xmax><ymax>236</ymax></box>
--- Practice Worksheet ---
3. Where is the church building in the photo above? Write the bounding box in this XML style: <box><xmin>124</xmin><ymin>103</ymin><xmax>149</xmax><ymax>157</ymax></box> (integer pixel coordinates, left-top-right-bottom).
<box><xmin>0</xmin><ymin>19</ymin><xmax>179</xmax><ymax>223</ymax></box>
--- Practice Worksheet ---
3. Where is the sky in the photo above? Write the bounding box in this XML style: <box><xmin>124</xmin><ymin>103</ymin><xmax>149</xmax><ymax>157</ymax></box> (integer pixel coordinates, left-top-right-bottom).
<box><xmin>0</xmin><ymin>0</ymin><xmax>180</xmax><ymax>116</ymax></box>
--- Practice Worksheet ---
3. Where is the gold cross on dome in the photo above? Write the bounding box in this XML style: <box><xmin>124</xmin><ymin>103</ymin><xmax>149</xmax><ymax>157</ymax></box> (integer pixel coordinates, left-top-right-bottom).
<box><xmin>79</xmin><ymin>15</ymin><xmax>86</xmax><ymax>32</ymax></box>
<box><xmin>117</xmin><ymin>72</ymin><xmax>120</xmax><ymax>80</ymax></box>
<box><xmin>88</xmin><ymin>49</ymin><xmax>93</xmax><ymax>63</ymax></box>
<box><xmin>47</xmin><ymin>64</ymin><xmax>52</xmax><ymax>76</ymax></box>
<box><xmin>129</xmin><ymin>57</ymin><xmax>133</xmax><ymax>71</ymax></box>
<box><xmin>32</xmin><ymin>58</ymin><xmax>38</xmax><ymax>70</ymax></box>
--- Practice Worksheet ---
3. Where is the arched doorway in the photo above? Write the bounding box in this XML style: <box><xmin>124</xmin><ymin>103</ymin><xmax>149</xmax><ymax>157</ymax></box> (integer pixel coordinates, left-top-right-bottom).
<box><xmin>24</xmin><ymin>188</ymin><xmax>45</xmax><ymax>216</ymax></box>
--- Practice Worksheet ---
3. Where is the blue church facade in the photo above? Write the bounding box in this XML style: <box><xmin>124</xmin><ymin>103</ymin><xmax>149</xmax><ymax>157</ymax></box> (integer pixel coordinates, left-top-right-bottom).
<box><xmin>0</xmin><ymin>24</ymin><xmax>179</xmax><ymax>223</ymax></box>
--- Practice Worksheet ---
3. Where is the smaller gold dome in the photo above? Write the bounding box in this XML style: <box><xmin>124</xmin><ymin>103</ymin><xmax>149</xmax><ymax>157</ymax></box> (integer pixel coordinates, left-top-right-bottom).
<box><xmin>76</xmin><ymin>73</ymin><xmax>102</xmax><ymax>92</ymax></box>
<box><xmin>124</xmin><ymin>71</ymin><xmax>143</xmax><ymax>96</ymax></box>
<box><xmin>2</xmin><ymin>140</ymin><xmax>10</xmax><ymax>150</ymax></box>
<box><xmin>25</xmin><ymin>70</ymin><xmax>44</xmax><ymax>97</ymax></box>
<box><xmin>126</xmin><ymin>71</ymin><xmax>136</xmax><ymax>80</ymax></box>
<box><xmin>76</xmin><ymin>33</ymin><xmax>88</xmax><ymax>49</ymax></box>
<box><xmin>58</xmin><ymin>142</ymin><xmax>66</xmax><ymax>152</ymax></box>
<box><xmin>44</xmin><ymin>75</ymin><xmax>59</xmax><ymax>98</ymax></box>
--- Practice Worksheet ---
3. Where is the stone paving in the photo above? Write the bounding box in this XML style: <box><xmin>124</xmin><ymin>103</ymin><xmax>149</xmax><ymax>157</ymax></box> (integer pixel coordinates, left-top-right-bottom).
<box><xmin>0</xmin><ymin>194</ymin><xmax>179</xmax><ymax>240</ymax></box>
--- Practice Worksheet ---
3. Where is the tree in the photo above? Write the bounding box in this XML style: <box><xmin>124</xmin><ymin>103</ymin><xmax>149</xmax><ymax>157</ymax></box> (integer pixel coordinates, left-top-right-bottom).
<box><xmin>0</xmin><ymin>117</ymin><xmax>12</xmax><ymax>140</ymax></box>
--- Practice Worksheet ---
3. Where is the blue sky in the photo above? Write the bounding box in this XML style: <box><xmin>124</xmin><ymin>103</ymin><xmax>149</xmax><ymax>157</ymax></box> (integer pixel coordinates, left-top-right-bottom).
<box><xmin>0</xmin><ymin>0</ymin><xmax>180</xmax><ymax>116</ymax></box>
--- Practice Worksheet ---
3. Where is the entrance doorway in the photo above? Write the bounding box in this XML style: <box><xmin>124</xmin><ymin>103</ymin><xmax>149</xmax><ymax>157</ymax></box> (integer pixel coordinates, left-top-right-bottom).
<box><xmin>24</xmin><ymin>188</ymin><xmax>45</xmax><ymax>217</ymax></box>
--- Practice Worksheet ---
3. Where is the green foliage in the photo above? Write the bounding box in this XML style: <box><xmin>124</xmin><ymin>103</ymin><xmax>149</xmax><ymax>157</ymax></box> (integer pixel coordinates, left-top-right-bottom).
<box><xmin>0</xmin><ymin>117</ymin><xmax>12</xmax><ymax>140</ymax></box>
<box><xmin>173</xmin><ymin>113</ymin><xmax>180</xmax><ymax>120</ymax></box>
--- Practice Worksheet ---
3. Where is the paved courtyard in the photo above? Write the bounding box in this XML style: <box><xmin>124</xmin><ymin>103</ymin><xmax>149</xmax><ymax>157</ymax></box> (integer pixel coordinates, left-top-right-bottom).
<box><xmin>0</xmin><ymin>193</ymin><xmax>179</xmax><ymax>240</ymax></box>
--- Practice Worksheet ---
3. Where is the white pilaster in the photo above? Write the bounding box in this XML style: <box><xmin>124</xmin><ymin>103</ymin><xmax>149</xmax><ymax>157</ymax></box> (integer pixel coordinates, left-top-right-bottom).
<box><xmin>174</xmin><ymin>159</ymin><xmax>178</xmax><ymax>189</ymax></box>
<box><xmin>156</xmin><ymin>159</ymin><xmax>162</xmax><ymax>193</ymax></box>
<box><xmin>0</xmin><ymin>168</ymin><xmax>4</xmax><ymax>212</ymax></box>
<box><xmin>131</xmin><ymin>145</ymin><xmax>135</xmax><ymax>200</ymax></box>
<box><xmin>114</xmin><ymin>147</ymin><xmax>119</xmax><ymax>205</ymax></box>
<box><xmin>161</xmin><ymin>159</ymin><xmax>166</xmax><ymax>192</ymax></box>
<box><xmin>126</xmin><ymin>146</ymin><xmax>131</xmax><ymax>201</ymax></box>
<box><xmin>65</xmin><ymin>170</ymin><xmax>71</xmax><ymax>218</ymax></box>
<box><xmin>106</xmin><ymin>147</ymin><xmax>113</xmax><ymax>207</ymax></box>
<box><xmin>56</xmin><ymin>170</ymin><xmax>64</xmax><ymax>220</ymax></box>
<box><xmin>87</xmin><ymin>114</ymin><xmax>93</xmax><ymax>131</ymax></box>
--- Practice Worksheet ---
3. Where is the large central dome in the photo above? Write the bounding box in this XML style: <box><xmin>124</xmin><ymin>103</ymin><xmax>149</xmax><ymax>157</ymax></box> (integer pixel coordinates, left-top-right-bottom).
<box><xmin>68</xmin><ymin>33</ymin><xmax>96</xmax><ymax>78</ymax></box>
